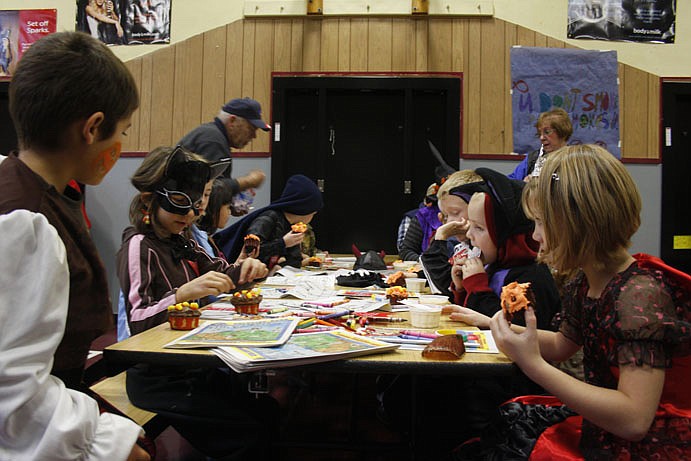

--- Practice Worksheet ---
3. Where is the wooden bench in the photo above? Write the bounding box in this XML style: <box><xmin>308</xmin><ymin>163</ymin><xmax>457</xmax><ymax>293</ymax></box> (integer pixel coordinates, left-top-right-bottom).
<box><xmin>89</xmin><ymin>371</ymin><xmax>160</xmax><ymax>429</ymax></box>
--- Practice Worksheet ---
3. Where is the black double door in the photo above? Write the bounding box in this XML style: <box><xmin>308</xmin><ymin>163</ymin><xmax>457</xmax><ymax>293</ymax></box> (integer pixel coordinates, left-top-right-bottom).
<box><xmin>661</xmin><ymin>82</ymin><xmax>691</xmax><ymax>273</ymax></box>
<box><xmin>271</xmin><ymin>76</ymin><xmax>461</xmax><ymax>255</ymax></box>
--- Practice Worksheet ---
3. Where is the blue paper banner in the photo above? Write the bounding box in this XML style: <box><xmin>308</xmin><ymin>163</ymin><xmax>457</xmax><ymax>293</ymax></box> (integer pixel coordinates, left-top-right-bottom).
<box><xmin>511</xmin><ymin>47</ymin><xmax>620</xmax><ymax>158</ymax></box>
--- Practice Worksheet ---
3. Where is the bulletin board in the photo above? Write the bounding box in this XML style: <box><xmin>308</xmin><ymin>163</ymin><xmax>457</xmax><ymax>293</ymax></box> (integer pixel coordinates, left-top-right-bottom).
<box><xmin>510</xmin><ymin>46</ymin><xmax>621</xmax><ymax>158</ymax></box>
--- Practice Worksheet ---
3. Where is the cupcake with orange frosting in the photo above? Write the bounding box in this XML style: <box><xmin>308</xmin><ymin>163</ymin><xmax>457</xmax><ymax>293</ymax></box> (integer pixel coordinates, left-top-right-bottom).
<box><xmin>386</xmin><ymin>286</ymin><xmax>409</xmax><ymax>305</ymax></box>
<box><xmin>230</xmin><ymin>288</ymin><xmax>263</xmax><ymax>315</ymax></box>
<box><xmin>291</xmin><ymin>222</ymin><xmax>308</xmax><ymax>233</ymax></box>
<box><xmin>167</xmin><ymin>301</ymin><xmax>201</xmax><ymax>330</ymax></box>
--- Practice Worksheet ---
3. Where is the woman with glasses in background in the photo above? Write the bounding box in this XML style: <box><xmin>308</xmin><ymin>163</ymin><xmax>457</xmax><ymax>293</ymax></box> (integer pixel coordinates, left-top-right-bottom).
<box><xmin>509</xmin><ymin>108</ymin><xmax>573</xmax><ymax>182</ymax></box>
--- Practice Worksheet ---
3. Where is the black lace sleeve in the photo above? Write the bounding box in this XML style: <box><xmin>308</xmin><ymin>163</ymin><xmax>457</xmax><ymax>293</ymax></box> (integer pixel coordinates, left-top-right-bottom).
<box><xmin>614</xmin><ymin>273</ymin><xmax>689</xmax><ymax>368</ymax></box>
<box><xmin>558</xmin><ymin>273</ymin><xmax>586</xmax><ymax>346</ymax></box>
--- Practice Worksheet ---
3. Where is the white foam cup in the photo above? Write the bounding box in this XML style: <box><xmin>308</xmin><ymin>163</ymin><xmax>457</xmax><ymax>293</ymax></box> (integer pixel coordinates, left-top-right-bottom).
<box><xmin>405</xmin><ymin>278</ymin><xmax>427</xmax><ymax>292</ymax></box>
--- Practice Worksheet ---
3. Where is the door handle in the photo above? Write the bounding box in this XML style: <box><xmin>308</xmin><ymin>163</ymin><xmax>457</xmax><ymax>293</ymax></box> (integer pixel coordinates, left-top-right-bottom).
<box><xmin>329</xmin><ymin>127</ymin><xmax>336</xmax><ymax>156</ymax></box>
<box><xmin>404</xmin><ymin>180</ymin><xmax>412</xmax><ymax>194</ymax></box>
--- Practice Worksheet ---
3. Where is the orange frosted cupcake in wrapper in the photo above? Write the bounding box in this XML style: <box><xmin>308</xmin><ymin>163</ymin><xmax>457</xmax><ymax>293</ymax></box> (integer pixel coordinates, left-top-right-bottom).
<box><xmin>167</xmin><ymin>301</ymin><xmax>201</xmax><ymax>330</ymax></box>
<box><xmin>386</xmin><ymin>286</ymin><xmax>408</xmax><ymax>305</ymax></box>
<box><xmin>306</xmin><ymin>256</ymin><xmax>323</xmax><ymax>267</ymax></box>
<box><xmin>386</xmin><ymin>271</ymin><xmax>406</xmax><ymax>287</ymax></box>
<box><xmin>500</xmin><ymin>281</ymin><xmax>535</xmax><ymax>322</ymax></box>
<box><xmin>230</xmin><ymin>288</ymin><xmax>263</xmax><ymax>315</ymax></box>
<box><xmin>291</xmin><ymin>222</ymin><xmax>307</xmax><ymax>233</ymax></box>
<box><xmin>243</xmin><ymin>234</ymin><xmax>260</xmax><ymax>256</ymax></box>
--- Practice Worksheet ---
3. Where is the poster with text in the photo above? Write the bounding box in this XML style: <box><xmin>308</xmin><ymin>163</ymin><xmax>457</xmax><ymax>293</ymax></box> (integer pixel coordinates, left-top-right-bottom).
<box><xmin>0</xmin><ymin>9</ymin><xmax>57</xmax><ymax>78</ymax></box>
<box><xmin>567</xmin><ymin>0</ymin><xmax>675</xmax><ymax>43</ymax></box>
<box><xmin>511</xmin><ymin>47</ymin><xmax>620</xmax><ymax>158</ymax></box>
<box><xmin>76</xmin><ymin>0</ymin><xmax>170</xmax><ymax>46</ymax></box>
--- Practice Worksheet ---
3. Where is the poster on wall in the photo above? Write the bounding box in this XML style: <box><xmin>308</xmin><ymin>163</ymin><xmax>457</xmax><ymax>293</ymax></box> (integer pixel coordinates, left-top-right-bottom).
<box><xmin>567</xmin><ymin>0</ymin><xmax>676</xmax><ymax>43</ymax></box>
<box><xmin>511</xmin><ymin>46</ymin><xmax>620</xmax><ymax>158</ymax></box>
<box><xmin>0</xmin><ymin>9</ymin><xmax>57</xmax><ymax>79</ymax></box>
<box><xmin>75</xmin><ymin>0</ymin><xmax>171</xmax><ymax>46</ymax></box>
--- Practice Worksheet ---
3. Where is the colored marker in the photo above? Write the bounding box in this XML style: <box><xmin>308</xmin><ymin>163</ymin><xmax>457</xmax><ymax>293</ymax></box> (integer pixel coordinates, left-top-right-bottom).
<box><xmin>400</xmin><ymin>330</ymin><xmax>439</xmax><ymax>340</ymax></box>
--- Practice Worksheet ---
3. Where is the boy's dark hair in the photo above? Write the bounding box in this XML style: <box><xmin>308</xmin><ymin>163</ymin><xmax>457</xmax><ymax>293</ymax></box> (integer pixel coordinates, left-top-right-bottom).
<box><xmin>198</xmin><ymin>178</ymin><xmax>235</xmax><ymax>234</ymax></box>
<box><xmin>9</xmin><ymin>31</ymin><xmax>139</xmax><ymax>151</ymax></box>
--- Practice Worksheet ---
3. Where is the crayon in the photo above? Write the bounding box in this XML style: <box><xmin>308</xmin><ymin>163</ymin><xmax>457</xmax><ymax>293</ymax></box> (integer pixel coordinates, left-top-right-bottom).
<box><xmin>260</xmin><ymin>306</ymin><xmax>289</xmax><ymax>314</ymax></box>
<box><xmin>400</xmin><ymin>330</ymin><xmax>439</xmax><ymax>339</ymax></box>
<box><xmin>399</xmin><ymin>334</ymin><xmax>434</xmax><ymax>341</ymax></box>
<box><xmin>294</xmin><ymin>327</ymin><xmax>339</xmax><ymax>333</ymax></box>
<box><xmin>301</xmin><ymin>299</ymin><xmax>350</xmax><ymax>308</ymax></box>
<box><xmin>315</xmin><ymin>318</ymin><xmax>339</xmax><ymax>327</ymax></box>
<box><xmin>318</xmin><ymin>310</ymin><xmax>349</xmax><ymax>320</ymax></box>
<box><xmin>367</xmin><ymin>317</ymin><xmax>407</xmax><ymax>323</ymax></box>
<box><xmin>296</xmin><ymin>318</ymin><xmax>316</xmax><ymax>329</ymax></box>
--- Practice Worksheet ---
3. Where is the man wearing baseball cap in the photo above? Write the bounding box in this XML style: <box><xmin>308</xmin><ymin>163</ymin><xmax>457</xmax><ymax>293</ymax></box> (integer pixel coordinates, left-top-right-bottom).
<box><xmin>179</xmin><ymin>97</ymin><xmax>270</xmax><ymax>198</ymax></box>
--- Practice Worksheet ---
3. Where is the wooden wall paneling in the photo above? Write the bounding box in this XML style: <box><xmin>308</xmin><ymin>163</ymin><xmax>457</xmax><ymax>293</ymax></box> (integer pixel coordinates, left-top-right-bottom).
<box><xmin>350</xmin><ymin>19</ymin><xmax>368</xmax><ymax>70</ymax></box>
<box><xmin>302</xmin><ymin>18</ymin><xmax>322</xmax><ymax>71</ymax></box>
<box><xmin>201</xmin><ymin>27</ymin><xmax>228</xmax><ymax>120</ymax></box>
<box><xmin>172</xmin><ymin>35</ymin><xmax>204</xmax><ymax>143</ymax></box>
<box><xmin>337</xmin><ymin>19</ymin><xmax>351</xmax><ymax>71</ymax></box>
<box><xmin>647</xmin><ymin>75</ymin><xmax>660</xmax><ymax>158</ymax></box>
<box><xmin>465</xmin><ymin>19</ymin><xmax>481</xmax><ymax>153</ymax></box>
<box><xmin>239</xmin><ymin>20</ymin><xmax>256</xmax><ymax>152</ymax></box>
<box><xmin>241</xmin><ymin>20</ymin><xmax>257</xmax><ymax>98</ymax></box>
<box><xmin>137</xmin><ymin>55</ymin><xmax>153</xmax><ymax>150</ymax></box>
<box><xmin>123</xmin><ymin>58</ymin><xmax>142</xmax><ymax>151</ymax></box>
<box><xmin>225</xmin><ymin>21</ymin><xmax>244</xmax><ymax>103</ymax></box>
<box><xmin>546</xmin><ymin>36</ymin><xmax>565</xmax><ymax>48</ymax></box>
<box><xmin>290</xmin><ymin>19</ymin><xmax>304</xmax><ymax>71</ymax></box>
<box><xmin>533</xmin><ymin>31</ymin><xmax>548</xmax><ymax>48</ymax></box>
<box><xmin>479</xmin><ymin>18</ymin><xmax>506</xmax><ymax>153</ymax></box>
<box><xmin>451</xmin><ymin>19</ymin><xmax>465</xmax><ymax>73</ymax></box>
<box><xmin>515</xmin><ymin>25</ymin><xmax>535</xmax><ymax>47</ymax></box>
<box><xmin>461</xmin><ymin>18</ymin><xmax>470</xmax><ymax>154</ymax></box>
<box><xmin>273</xmin><ymin>20</ymin><xmax>292</xmax><ymax>71</ymax></box>
<box><xmin>320</xmin><ymin>17</ymin><xmax>338</xmax><ymax>72</ymax></box>
<box><xmin>368</xmin><ymin>18</ymin><xmax>393</xmax><ymax>71</ymax></box>
<box><xmin>622</xmin><ymin>64</ymin><xmax>649</xmax><ymax>158</ymax></box>
<box><xmin>253</xmin><ymin>19</ymin><xmax>274</xmax><ymax>152</ymax></box>
<box><xmin>618</xmin><ymin>62</ymin><xmax>625</xmax><ymax>154</ymax></box>
<box><xmin>413</xmin><ymin>19</ymin><xmax>428</xmax><ymax>71</ymax></box>
<box><xmin>122</xmin><ymin>15</ymin><xmax>662</xmax><ymax>161</ymax></box>
<box><xmin>148</xmin><ymin>47</ymin><xmax>175</xmax><ymax>148</ymax></box>
<box><xmin>321</xmin><ymin>18</ymin><xmax>340</xmax><ymax>71</ymax></box>
<box><xmin>428</xmin><ymin>18</ymin><xmax>452</xmax><ymax>72</ymax></box>
<box><xmin>391</xmin><ymin>18</ymin><xmax>414</xmax><ymax>71</ymax></box>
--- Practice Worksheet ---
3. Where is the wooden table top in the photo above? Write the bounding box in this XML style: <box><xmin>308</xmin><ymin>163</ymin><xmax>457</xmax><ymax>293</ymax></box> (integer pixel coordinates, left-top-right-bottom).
<box><xmin>104</xmin><ymin>312</ymin><xmax>515</xmax><ymax>377</ymax></box>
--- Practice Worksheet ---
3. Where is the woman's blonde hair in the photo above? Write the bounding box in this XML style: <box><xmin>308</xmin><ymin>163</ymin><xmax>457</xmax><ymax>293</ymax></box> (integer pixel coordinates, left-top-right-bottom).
<box><xmin>532</xmin><ymin>144</ymin><xmax>641</xmax><ymax>272</ymax></box>
<box><xmin>437</xmin><ymin>169</ymin><xmax>483</xmax><ymax>200</ymax></box>
<box><xmin>129</xmin><ymin>146</ymin><xmax>206</xmax><ymax>237</ymax></box>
